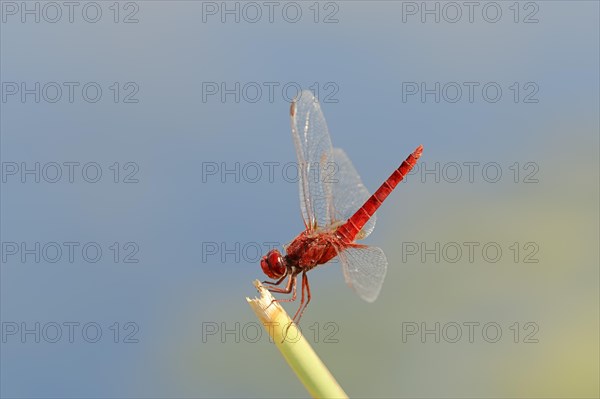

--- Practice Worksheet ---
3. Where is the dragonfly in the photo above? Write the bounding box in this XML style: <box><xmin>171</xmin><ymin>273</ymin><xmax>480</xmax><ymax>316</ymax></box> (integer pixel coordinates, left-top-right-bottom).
<box><xmin>260</xmin><ymin>90</ymin><xmax>423</xmax><ymax>324</ymax></box>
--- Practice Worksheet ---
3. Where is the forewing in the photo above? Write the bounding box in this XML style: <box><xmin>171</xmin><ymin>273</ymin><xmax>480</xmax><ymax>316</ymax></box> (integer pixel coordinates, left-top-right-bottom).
<box><xmin>290</xmin><ymin>90</ymin><xmax>334</xmax><ymax>231</ymax></box>
<box><xmin>331</xmin><ymin>148</ymin><xmax>376</xmax><ymax>239</ymax></box>
<box><xmin>338</xmin><ymin>245</ymin><xmax>388</xmax><ymax>302</ymax></box>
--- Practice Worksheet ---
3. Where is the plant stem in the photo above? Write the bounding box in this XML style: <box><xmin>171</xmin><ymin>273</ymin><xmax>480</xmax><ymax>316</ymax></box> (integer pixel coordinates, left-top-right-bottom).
<box><xmin>247</xmin><ymin>280</ymin><xmax>348</xmax><ymax>399</ymax></box>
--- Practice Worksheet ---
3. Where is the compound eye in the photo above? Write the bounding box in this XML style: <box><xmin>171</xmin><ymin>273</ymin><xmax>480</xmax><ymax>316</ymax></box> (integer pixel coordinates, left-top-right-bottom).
<box><xmin>268</xmin><ymin>251</ymin><xmax>281</xmax><ymax>267</ymax></box>
<box><xmin>260</xmin><ymin>255</ymin><xmax>276</xmax><ymax>279</ymax></box>
<box><xmin>260</xmin><ymin>256</ymin><xmax>268</xmax><ymax>270</ymax></box>
<box><xmin>268</xmin><ymin>251</ymin><xmax>286</xmax><ymax>277</ymax></box>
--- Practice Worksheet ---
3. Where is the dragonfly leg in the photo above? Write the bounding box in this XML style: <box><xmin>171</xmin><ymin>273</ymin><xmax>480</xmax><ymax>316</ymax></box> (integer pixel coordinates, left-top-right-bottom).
<box><xmin>262</xmin><ymin>273</ymin><xmax>287</xmax><ymax>287</ymax></box>
<box><xmin>291</xmin><ymin>271</ymin><xmax>312</xmax><ymax>324</ymax></box>
<box><xmin>273</xmin><ymin>275</ymin><xmax>298</xmax><ymax>304</ymax></box>
<box><xmin>265</xmin><ymin>272</ymin><xmax>298</xmax><ymax>310</ymax></box>
<box><xmin>266</xmin><ymin>272</ymin><xmax>296</xmax><ymax>295</ymax></box>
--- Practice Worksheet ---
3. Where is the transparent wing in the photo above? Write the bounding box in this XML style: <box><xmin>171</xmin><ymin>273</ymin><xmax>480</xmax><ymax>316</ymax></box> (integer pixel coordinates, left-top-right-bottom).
<box><xmin>338</xmin><ymin>245</ymin><xmax>388</xmax><ymax>303</ymax></box>
<box><xmin>290</xmin><ymin>90</ymin><xmax>335</xmax><ymax>231</ymax></box>
<box><xmin>331</xmin><ymin>148</ymin><xmax>376</xmax><ymax>239</ymax></box>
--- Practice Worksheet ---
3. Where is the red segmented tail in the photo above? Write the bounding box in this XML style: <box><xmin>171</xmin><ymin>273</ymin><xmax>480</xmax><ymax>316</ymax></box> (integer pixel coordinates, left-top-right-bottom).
<box><xmin>336</xmin><ymin>145</ymin><xmax>423</xmax><ymax>242</ymax></box>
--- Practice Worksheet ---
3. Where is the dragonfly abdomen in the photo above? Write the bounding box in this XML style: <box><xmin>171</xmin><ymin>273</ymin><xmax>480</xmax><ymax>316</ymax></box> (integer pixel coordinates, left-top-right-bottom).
<box><xmin>337</xmin><ymin>145</ymin><xmax>423</xmax><ymax>242</ymax></box>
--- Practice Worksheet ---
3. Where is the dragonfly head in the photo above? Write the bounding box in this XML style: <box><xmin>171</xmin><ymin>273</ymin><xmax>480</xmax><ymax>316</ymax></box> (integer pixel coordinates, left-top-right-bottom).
<box><xmin>260</xmin><ymin>249</ymin><xmax>286</xmax><ymax>279</ymax></box>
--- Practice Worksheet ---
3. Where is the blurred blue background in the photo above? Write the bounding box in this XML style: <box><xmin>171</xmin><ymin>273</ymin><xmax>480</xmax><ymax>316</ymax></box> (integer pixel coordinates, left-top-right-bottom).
<box><xmin>1</xmin><ymin>1</ymin><xmax>598</xmax><ymax>398</ymax></box>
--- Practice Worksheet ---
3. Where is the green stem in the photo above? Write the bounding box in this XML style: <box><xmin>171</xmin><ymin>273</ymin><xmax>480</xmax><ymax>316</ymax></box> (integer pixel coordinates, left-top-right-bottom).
<box><xmin>247</xmin><ymin>280</ymin><xmax>348</xmax><ymax>399</ymax></box>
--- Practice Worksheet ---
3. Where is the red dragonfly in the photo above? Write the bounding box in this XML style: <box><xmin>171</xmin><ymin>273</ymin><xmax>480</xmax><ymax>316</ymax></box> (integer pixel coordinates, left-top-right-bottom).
<box><xmin>260</xmin><ymin>90</ymin><xmax>422</xmax><ymax>324</ymax></box>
